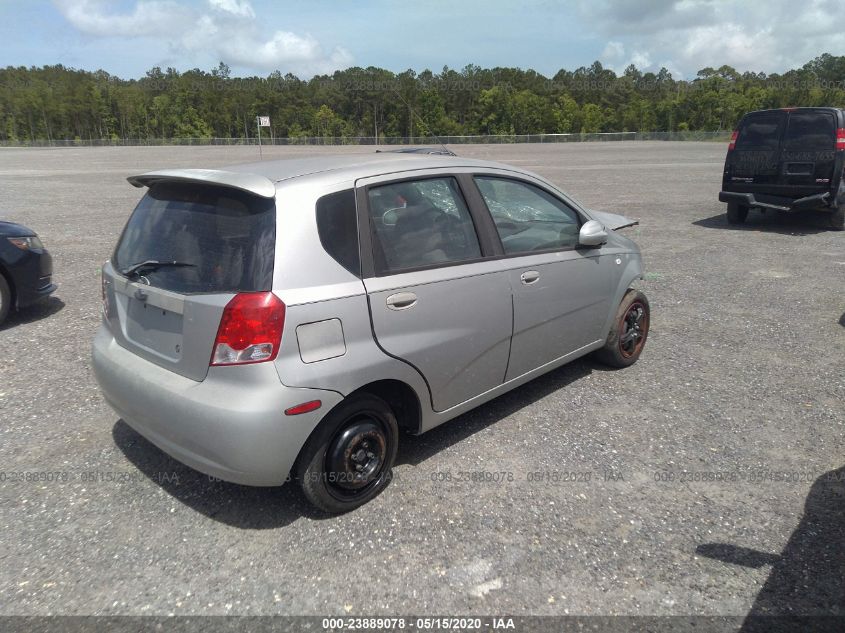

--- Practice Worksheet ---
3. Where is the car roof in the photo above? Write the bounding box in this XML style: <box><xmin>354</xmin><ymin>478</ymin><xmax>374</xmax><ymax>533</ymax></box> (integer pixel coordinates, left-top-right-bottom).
<box><xmin>224</xmin><ymin>153</ymin><xmax>505</xmax><ymax>182</ymax></box>
<box><xmin>742</xmin><ymin>107</ymin><xmax>844</xmax><ymax>117</ymax></box>
<box><xmin>128</xmin><ymin>153</ymin><xmax>516</xmax><ymax>198</ymax></box>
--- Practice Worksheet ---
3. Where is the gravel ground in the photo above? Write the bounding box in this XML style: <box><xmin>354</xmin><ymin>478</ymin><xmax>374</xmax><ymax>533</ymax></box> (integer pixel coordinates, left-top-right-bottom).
<box><xmin>0</xmin><ymin>142</ymin><xmax>843</xmax><ymax>618</ymax></box>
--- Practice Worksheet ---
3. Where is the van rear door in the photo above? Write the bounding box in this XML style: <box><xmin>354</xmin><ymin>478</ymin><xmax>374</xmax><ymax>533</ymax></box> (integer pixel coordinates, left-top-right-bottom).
<box><xmin>726</xmin><ymin>111</ymin><xmax>786</xmax><ymax>191</ymax></box>
<box><xmin>779</xmin><ymin>109</ymin><xmax>838</xmax><ymax>197</ymax></box>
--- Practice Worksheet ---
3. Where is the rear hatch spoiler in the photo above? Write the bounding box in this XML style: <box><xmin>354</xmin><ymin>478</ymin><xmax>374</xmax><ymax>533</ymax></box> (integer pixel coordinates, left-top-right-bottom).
<box><xmin>128</xmin><ymin>169</ymin><xmax>276</xmax><ymax>198</ymax></box>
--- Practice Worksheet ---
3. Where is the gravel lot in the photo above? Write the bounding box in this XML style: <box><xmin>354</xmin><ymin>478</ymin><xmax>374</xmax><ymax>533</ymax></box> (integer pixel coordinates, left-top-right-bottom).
<box><xmin>0</xmin><ymin>142</ymin><xmax>843</xmax><ymax>619</ymax></box>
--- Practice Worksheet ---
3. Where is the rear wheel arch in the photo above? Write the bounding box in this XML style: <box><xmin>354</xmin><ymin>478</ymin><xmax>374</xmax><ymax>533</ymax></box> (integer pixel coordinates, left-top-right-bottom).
<box><xmin>291</xmin><ymin>379</ymin><xmax>422</xmax><ymax>483</ymax></box>
<box><xmin>348</xmin><ymin>379</ymin><xmax>423</xmax><ymax>435</ymax></box>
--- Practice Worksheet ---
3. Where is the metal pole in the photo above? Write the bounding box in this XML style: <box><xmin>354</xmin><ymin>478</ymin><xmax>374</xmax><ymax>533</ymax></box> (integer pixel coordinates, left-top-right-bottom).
<box><xmin>257</xmin><ymin>117</ymin><xmax>262</xmax><ymax>159</ymax></box>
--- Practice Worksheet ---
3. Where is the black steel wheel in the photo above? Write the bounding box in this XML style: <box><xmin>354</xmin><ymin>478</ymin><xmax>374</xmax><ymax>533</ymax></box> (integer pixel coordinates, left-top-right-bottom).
<box><xmin>296</xmin><ymin>394</ymin><xmax>398</xmax><ymax>514</ymax></box>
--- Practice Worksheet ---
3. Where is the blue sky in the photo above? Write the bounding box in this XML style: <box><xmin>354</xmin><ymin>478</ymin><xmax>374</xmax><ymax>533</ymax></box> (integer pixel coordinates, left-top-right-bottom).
<box><xmin>1</xmin><ymin>0</ymin><xmax>843</xmax><ymax>80</ymax></box>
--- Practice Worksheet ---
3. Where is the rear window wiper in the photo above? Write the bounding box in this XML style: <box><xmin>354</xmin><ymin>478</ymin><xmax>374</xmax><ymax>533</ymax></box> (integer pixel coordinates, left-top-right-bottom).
<box><xmin>121</xmin><ymin>260</ymin><xmax>197</xmax><ymax>279</ymax></box>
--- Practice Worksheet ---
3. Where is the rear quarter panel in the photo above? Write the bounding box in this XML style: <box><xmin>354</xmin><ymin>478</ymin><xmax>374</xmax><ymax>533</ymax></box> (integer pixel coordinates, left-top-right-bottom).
<box><xmin>270</xmin><ymin>180</ymin><xmax>432</xmax><ymax>427</ymax></box>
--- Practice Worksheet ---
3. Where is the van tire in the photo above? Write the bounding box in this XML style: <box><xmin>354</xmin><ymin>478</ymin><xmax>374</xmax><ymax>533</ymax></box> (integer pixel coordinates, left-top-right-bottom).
<box><xmin>296</xmin><ymin>394</ymin><xmax>398</xmax><ymax>514</ymax></box>
<box><xmin>594</xmin><ymin>289</ymin><xmax>650</xmax><ymax>368</ymax></box>
<box><xmin>827</xmin><ymin>206</ymin><xmax>845</xmax><ymax>231</ymax></box>
<box><xmin>726</xmin><ymin>202</ymin><xmax>748</xmax><ymax>225</ymax></box>
<box><xmin>0</xmin><ymin>274</ymin><xmax>11</xmax><ymax>326</ymax></box>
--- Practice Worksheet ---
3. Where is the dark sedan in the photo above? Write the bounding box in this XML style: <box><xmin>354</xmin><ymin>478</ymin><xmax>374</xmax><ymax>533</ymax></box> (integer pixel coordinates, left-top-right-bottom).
<box><xmin>0</xmin><ymin>221</ymin><xmax>56</xmax><ymax>325</ymax></box>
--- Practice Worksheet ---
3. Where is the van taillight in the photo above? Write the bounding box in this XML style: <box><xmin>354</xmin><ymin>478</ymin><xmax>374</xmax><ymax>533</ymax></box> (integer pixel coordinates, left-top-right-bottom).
<box><xmin>836</xmin><ymin>128</ymin><xmax>845</xmax><ymax>150</ymax></box>
<box><xmin>211</xmin><ymin>292</ymin><xmax>285</xmax><ymax>366</ymax></box>
<box><xmin>728</xmin><ymin>130</ymin><xmax>738</xmax><ymax>151</ymax></box>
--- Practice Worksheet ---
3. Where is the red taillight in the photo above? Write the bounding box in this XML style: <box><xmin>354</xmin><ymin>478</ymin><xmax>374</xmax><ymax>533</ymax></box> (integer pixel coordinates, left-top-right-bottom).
<box><xmin>211</xmin><ymin>292</ymin><xmax>285</xmax><ymax>366</ymax></box>
<box><xmin>285</xmin><ymin>400</ymin><xmax>322</xmax><ymax>416</ymax></box>
<box><xmin>836</xmin><ymin>128</ymin><xmax>845</xmax><ymax>151</ymax></box>
<box><xmin>728</xmin><ymin>129</ymin><xmax>738</xmax><ymax>151</ymax></box>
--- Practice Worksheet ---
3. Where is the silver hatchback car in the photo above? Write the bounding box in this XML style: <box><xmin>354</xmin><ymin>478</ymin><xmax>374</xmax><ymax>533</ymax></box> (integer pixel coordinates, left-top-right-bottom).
<box><xmin>92</xmin><ymin>153</ymin><xmax>650</xmax><ymax>513</ymax></box>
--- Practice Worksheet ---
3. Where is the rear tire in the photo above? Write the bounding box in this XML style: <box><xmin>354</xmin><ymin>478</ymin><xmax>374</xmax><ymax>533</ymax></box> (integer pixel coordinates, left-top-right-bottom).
<box><xmin>827</xmin><ymin>206</ymin><xmax>845</xmax><ymax>231</ymax></box>
<box><xmin>594</xmin><ymin>289</ymin><xmax>650</xmax><ymax>368</ymax></box>
<box><xmin>296</xmin><ymin>394</ymin><xmax>398</xmax><ymax>514</ymax></box>
<box><xmin>0</xmin><ymin>274</ymin><xmax>11</xmax><ymax>326</ymax></box>
<box><xmin>726</xmin><ymin>202</ymin><xmax>749</xmax><ymax>225</ymax></box>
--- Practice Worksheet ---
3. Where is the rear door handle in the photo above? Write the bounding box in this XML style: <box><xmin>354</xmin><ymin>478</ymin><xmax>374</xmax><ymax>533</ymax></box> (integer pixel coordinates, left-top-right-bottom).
<box><xmin>520</xmin><ymin>270</ymin><xmax>540</xmax><ymax>285</ymax></box>
<box><xmin>386</xmin><ymin>292</ymin><xmax>418</xmax><ymax>310</ymax></box>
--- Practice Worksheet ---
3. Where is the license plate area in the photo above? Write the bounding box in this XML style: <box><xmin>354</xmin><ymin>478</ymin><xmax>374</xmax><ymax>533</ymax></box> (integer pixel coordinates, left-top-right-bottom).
<box><xmin>125</xmin><ymin>299</ymin><xmax>184</xmax><ymax>361</ymax></box>
<box><xmin>784</xmin><ymin>162</ymin><xmax>814</xmax><ymax>176</ymax></box>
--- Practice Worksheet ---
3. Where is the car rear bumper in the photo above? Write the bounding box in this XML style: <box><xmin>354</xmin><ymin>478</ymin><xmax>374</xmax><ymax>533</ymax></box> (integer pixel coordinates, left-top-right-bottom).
<box><xmin>92</xmin><ymin>325</ymin><xmax>342</xmax><ymax>486</ymax></box>
<box><xmin>719</xmin><ymin>190</ymin><xmax>833</xmax><ymax>212</ymax></box>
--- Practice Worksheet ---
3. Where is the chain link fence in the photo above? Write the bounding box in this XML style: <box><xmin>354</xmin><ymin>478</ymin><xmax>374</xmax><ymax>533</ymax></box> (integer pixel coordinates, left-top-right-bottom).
<box><xmin>0</xmin><ymin>131</ymin><xmax>731</xmax><ymax>148</ymax></box>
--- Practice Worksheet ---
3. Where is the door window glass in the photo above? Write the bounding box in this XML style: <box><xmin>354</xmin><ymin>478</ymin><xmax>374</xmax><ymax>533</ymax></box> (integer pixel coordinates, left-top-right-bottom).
<box><xmin>367</xmin><ymin>177</ymin><xmax>481</xmax><ymax>274</ymax></box>
<box><xmin>475</xmin><ymin>177</ymin><xmax>581</xmax><ymax>254</ymax></box>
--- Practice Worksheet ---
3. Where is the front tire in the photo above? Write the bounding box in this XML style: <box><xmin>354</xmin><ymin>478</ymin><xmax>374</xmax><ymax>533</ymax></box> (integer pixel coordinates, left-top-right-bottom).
<box><xmin>726</xmin><ymin>202</ymin><xmax>749</xmax><ymax>225</ymax></box>
<box><xmin>594</xmin><ymin>289</ymin><xmax>650</xmax><ymax>368</ymax></box>
<box><xmin>0</xmin><ymin>274</ymin><xmax>11</xmax><ymax>326</ymax></box>
<box><xmin>296</xmin><ymin>394</ymin><xmax>398</xmax><ymax>514</ymax></box>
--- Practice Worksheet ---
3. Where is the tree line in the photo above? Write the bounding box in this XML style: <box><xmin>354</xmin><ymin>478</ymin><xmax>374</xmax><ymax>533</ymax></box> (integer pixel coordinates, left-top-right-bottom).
<box><xmin>1</xmin><ymin>54</ymin><xmax>844</xmax><ymax>142</ymax></box>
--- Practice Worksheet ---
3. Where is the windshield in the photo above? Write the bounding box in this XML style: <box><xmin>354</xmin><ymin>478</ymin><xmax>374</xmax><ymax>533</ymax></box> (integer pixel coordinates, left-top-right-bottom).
<box><xmin>113</xmin><ymin>182</ymin><xmax>275</xmax><ymax>294</ymax></box>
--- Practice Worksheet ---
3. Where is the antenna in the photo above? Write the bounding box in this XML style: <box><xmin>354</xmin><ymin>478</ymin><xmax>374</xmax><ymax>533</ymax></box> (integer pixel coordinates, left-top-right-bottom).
<box><xmin>389</xmin><ymin>84</ymin><xmax>456</xmax><ymax>156</ymax></box>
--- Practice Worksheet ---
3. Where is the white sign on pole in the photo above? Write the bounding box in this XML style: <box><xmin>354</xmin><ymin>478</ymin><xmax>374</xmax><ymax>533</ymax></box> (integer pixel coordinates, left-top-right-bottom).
<box><xmin>257</xmin><ymin>116</ymin><xmax>271</xmax><ymax>127</ymax></box>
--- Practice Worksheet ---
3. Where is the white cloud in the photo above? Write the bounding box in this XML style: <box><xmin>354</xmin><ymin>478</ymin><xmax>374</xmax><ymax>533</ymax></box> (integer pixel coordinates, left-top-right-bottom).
<box><xmin>53</xmin><ymin>0</ymin><xmax>352</xmax><ymax>76</ymax></box>
<box><xmin>599</xmin><ymin>41</ymin><xmax>653</xmax><ymax>75</ymax></box>
<box><xmin>53</xmin><ymin>0</ymin><xmax>191</xmax><ymax>37</ymax></box>
<box><xmin>208</xmin><ymin>0</ymin><xmax>254</xmax><ymax>18</ymax></box>
<box><xmin>601</xmin><ymin>41</ymin><xmax>625</xmax><ymax>62</ymax></box>
<box><xmin>580</xmin><ymin>0</ymin><xmax>845</xmax><ymax>78</ymax></box>
<box><xmin>218</xmin><ymin>30</ymin><xmax>354</xmax><ymax>76</ymax></box>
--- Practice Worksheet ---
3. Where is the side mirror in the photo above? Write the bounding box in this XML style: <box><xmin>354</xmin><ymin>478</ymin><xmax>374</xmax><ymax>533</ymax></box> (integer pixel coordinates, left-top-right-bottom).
<box><xmin>579</xmin><ymin>220</ymin><xmax>608</xmax><ymax>247</ymax></box>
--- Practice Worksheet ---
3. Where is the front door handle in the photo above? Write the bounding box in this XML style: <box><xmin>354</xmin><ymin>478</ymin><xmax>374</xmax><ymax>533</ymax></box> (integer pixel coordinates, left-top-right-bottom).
<box><xmin>386</xmin><ymin>292</ymin><xmax>418</xmax><ymax>310</ymax></box>
<box><xmin>520</xmin><ymin>270</ymin><xmax>540</xmax><ymax>285</ymax></box>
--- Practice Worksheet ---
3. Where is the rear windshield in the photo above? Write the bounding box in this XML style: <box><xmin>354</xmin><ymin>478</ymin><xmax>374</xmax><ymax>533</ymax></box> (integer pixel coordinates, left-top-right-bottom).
<box><xmin>784</xmin><ymin>111</ymin><xmax>836</xmax><ymax>150</ymax></box>
<box><xmin>113</xmin><ymin>182</ymin><xmax>275</xmax><ymax>293</ymax></box>
<box><xmin>736</xmin><ymin>113</ymin><xmax>784</xmax><ymax>150</ymax></box>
